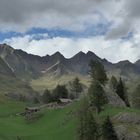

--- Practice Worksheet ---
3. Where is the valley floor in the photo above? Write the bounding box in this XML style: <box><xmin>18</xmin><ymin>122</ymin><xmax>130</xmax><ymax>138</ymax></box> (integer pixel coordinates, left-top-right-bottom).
<box><xmin>0</xmin><ymin>101</ymin><xmax>78</xmax><ymax>140</ymax></box>
<box><xmin>0</xmin><ymin>101</ymin><xmax>140</xmax><ymax>140</ymax></box>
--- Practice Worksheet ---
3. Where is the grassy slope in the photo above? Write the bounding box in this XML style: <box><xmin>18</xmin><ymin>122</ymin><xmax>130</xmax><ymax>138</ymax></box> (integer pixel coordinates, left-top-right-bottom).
<box><xmin>99</xmin><ymin>105</ymin><xmax>140</xmax><ymax>139</ymax></box>
<box><xmin>0</xmin><ymin>100</ymin><xmax>140</xmax><ymax>140</ymax></box>
<box><xmin>0</xmin><ymin>101</ymin><xmax>79</xmax><ymax>140</ymax></box>
<box><xmin>99</xmin><ymin>105</ymin><xmax>140</xmax><ymax>119</ymax></box>
<box><xmin>30</xmin><ymin>72</ymin><xmax>140</xmax><ymax>95</ymax></box>
<box><xmin>0</xmin><ymin>74</ymin><xmax>36</xmax><ymax>96</ymax></box>
<box><xmin>0</xmin><ymin>56</ymin><xmax>37</xmax><ymax>97</ymax></box>
<box><xmin>31</xmin><ymin>74</ymin><xmax>90</xmax><ymax>93</ymax></box>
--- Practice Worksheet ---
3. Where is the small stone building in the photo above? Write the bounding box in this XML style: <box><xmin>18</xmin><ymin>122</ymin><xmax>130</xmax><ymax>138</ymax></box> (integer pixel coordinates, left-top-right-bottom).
<box><xmin>59</xmin><ymin>98</ymin><xmax>72</xmax><ymax>105</ymax></box>
<box><xmin>25</xmin><ymin>107</ymin><xmax>40</xmax><ymax>115</ymax></box>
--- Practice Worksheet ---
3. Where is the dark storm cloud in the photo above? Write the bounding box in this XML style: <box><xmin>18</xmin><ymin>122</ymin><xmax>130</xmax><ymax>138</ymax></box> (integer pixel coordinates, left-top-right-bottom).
<box><xmin>106</xmin><ymin>0</ymin><xmax>140</xmax><ymax>39</ymax></box>
<box><xmin>106</xmin><ymin>20</ymin><xmax>132</xmax><ymax>40</ymax></box>
<box><xmin>0</xmin><ymin>0</ymin><xmax>101</xmax><ymax>23</ymax></box>
<box><xmin>0</xmin><ymin>0</ymin><xmax>140</xmax><ymax>39</ymax></box>
<box><xmin>126</xmin><ymin>0</ymin><xmax>140</xmax><ymax>18</ymax></box>
<box><xmin>1</xmin><ymin>0</ymin><xmax>140</xmax><ymax>63</ymax></box>
<box><xmin>0</xmin><ymin>0</ymin><xmax>111</xmax><ymax>32</ymax></box>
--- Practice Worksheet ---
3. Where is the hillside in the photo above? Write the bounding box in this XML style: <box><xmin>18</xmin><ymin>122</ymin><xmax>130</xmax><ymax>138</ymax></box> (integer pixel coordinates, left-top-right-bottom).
<box><xmin>0</xmin><ymin>44</ymin><xmax>140</xmax><ymax>92</ymax></box>
<box><xmin>0</xmin><ymin>101</ymin><xmax>78</xmax><ymax>140</ymax></box>
<box><xmin>0</xmin><ymin>52</ymin><xmax>37</xmax><ymax>99</ymax></box>
<box><xmin>0</xmin><ymin>44</ymin><xmax>46</xmax><ymax>80</ymax></box>
<box><xmin>0</xmin><ymin>44</ymin><xmax>140</xmax><ymax>79</ymax></box>
<box><xmin>0</xmin><ymin>100</ymin><xmax>139</xmax><ymax>140</ymax></box>
<box><xmin>0</xmin><ymin>44</ymin><xmax>140</xmax><ymax>140</ymax></box>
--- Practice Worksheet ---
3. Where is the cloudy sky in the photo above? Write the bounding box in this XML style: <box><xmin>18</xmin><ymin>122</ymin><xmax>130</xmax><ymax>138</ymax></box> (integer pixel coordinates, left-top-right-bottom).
<box><xmin>0</xmin><ymin>0</ymin><xmax>140</xmax><ymax>63</ymax></box>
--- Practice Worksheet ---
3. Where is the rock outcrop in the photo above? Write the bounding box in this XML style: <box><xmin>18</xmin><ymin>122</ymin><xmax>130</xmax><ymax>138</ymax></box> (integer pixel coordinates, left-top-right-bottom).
<box><xmin>105</xmin><ymin>87</ymin><xmax>126</xmax><ymax>107</ymax></box>
<box><xmin>112</xmin><ymin>113</ymin><xmax>140</xmax><ymax>140</ymax></box>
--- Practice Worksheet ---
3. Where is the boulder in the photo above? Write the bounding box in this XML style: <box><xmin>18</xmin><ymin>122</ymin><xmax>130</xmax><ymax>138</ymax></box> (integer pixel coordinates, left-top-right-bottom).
<box><xmin>105</xmin><ymin>87</ymin><xmax>126</xmax><ymax>107</ymax></box>
<box><xmin>113</xmin><ymin>113</ymin><xmax>140</xmax><ymax>140</ymax></box>
<box><xmin>113</xmin><ymin>113</ymin><xmax>140</xmax><ymax>124</ymax></box>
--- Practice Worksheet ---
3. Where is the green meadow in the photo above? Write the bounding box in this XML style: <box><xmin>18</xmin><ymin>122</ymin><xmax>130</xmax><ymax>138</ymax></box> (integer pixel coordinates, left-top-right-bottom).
<box><xmin>0</xmin><ymin>100</ymin><xmax>139</xmax><ymax>140</ymax></box>
<box><xmin>0</xmin><ymin>101</ymin><xmax>78</xmax><ymax>140</ymax></box>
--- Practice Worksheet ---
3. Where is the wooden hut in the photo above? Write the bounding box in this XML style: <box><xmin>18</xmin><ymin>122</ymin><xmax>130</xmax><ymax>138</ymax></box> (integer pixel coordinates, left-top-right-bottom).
<box><xmin>59</xmin><ymin>98</ymin><xmax>72</xmax><ymax>105</ymax></box>
<box><xmin>25</xmin><ymin>107</ymin><xmax>40</xmax><ymax>115</ymax></box>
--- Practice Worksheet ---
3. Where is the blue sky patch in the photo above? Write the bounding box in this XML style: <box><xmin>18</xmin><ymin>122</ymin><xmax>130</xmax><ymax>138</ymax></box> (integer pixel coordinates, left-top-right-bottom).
<box><xmin>0</xmin><ymin>20</ymin><xmax>112</xmax><ymax>42</ymax></box>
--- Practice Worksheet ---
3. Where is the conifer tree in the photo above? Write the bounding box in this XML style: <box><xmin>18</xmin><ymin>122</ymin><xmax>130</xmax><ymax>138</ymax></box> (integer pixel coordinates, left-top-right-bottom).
<box><xmin>88</xmin><ymin>81</ymin><xmax>108</xmax><ymax>113</ymax></box>
<box><xmin>116</xmin><ymin>78</ymin><xmax>130</xmax><ymax>107</ymax></box>
<box><xmin>52</xmin><ymin>85</ymin><xmax>68</xmax><ymax>100</ymax></box>
<box><xmin>88</xmin><ymin>60</ymin><xmax>108</xmax><ymax>113</ymax></box>
<box><xmin>132</xmin><ymin>84</ymin><xmax>140</xmax><ymax>109</ymax></box>
<box><xmin>102</xmin><ymin>116</ymin><xmax>118</xmax><ymax>140</ymax></box>
<box><xmin>77</xmin><ymin>97</ymin><xmax>98</xmax><ymax>140</ymax></box>
<box><xmin>110</xmin><ymin>76</ymin><xmax>118</xmax><ymax>91</ymax></box>
<box><xmin>89</xmin><ymin>60</ymin><xmax>108</xmax><ymax>85</ymax></box>
<box><xmin>42</xmin><ymin>89</ymin><xmax>52</xmax><ymax>103</ymax></box>
<box><xmin>70</xmin><ymin>77</ymin><xmax>83</xmax><ymax>98</ymax></box>
<box><xmin>33</xmin><ymin>97</ymin><xmax>40</xmax><ymax>104</ymax></box>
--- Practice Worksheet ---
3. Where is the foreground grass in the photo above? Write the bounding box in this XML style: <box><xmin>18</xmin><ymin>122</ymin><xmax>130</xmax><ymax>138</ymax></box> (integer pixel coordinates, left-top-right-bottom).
<box><xmin>0</xmin><ymin>101</ymin><xmax>78</xmax><ymax>140</ymax></box>
<box><xmin>0</xmin><ymin>100</ymin><xmax>139</xmax><ymax>140</ymax></box>
<box><xmin>99</xmin><ymin>105</ymin><xmax>140</xmax><ymax>118</ymax></box>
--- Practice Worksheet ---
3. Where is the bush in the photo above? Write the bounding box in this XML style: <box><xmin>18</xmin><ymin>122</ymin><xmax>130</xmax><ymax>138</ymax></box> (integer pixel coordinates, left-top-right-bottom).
<box><xmin>132</xmin><ymin>84</ymin><xmax>140</xmax><ymax>109</ymax></box>
<box><xmin>52</xmin><ymin>85</ymin><xmax>68</xmax><ymax>99</ymax></box>
<box><xmin>42</xmin><ymin>89</ymin><xmax>52</xmax><ymax>103</ymax></box>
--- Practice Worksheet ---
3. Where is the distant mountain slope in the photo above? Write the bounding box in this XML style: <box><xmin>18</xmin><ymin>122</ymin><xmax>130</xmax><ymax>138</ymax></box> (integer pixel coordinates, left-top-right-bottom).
<box><xmin>0</xmin><ymin>57</ymin><xmax>14</xmax><ymax>76</ymax></box>
<box><xmin>0</xmin><ymin>44</ymin><xmax>140</xmax><ymax>91</ymax></box>
<box><xmin>135</xmin><ymin>59</ymin><xmax>140</xmax><ymax>68</ymax></box>
<box><xmin>0</xmin><ymin>52</ymin><xmax>37</xmax><ymax>98</ymax></box>
<box><xmin>0</xmin><ymin>44</ymin><xmax>46</xmax><ymax>80</ymax></box>
<box><xmin>114</xmin><ymin>60</ymin><xmax>140</xmax><ymax>78</ymax></box>
<box><xmin>68</xmin><ymin>51</ymin><xmax>113</xmax><ymax>74</ymax></box>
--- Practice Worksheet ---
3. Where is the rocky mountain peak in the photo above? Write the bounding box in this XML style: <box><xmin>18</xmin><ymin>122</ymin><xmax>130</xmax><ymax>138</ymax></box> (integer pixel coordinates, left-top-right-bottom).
<box><xmin>0</xmin><ymin>44</ymin><xmax>14</xmax><ymax>55</ymax></box>
<box><xmin>50</xmin><ymin>51</ymin><xmax>65</xmax><ymax>61</ymax></box>
<box><xmin>135</xmin><ymin>59</ymin><xmax>140</xmax><ymax>65</ymax></box>
<box><xmin>87</xmin><ymin>51</ymin><xmax>96</xmax><ymax>56</ymax></box>
<box><xmin>116</xmin><ymin>60</ymin><xmax>133</xmax><ymax>67</ymax></box>
<box><xmin>77</xmin><ymin>51</ymin><xmax>86</xmax><ymax>56</ymax></box>
<box><xmin>0</xmin><ymin>43</ymin><xmax>13</xmax><ymax>49</ymax></box>
<box><xmin>0</xmin><ymin>44</ymin><xmax>139</xmax><ymax>80</ymax></box>
<box><xmin>52</xmin><ymin>51</ymin><xmax>64</xmax><ymax>58</ymax></box>
<box><xmin>71</xmin><ymin>51</ymin><xmax>86</xmax><ymax>60</ymax></box>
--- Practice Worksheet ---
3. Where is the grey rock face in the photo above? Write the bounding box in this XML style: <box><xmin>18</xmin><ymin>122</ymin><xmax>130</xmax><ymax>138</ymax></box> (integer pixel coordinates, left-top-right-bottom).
<box><xmin>113</xmin><ymin>113</ymin><xmax>140</xmax><ymax>124</ymax></box>
<box><xmin>113</xmin><ymin>113</ymin><xmax>140</xmax><ymax>140</ymax></box>
<box><xmin>115</xmin><ymin>125</ymin><xmax>140</xmax><ymax>140</ymax></box>
<box><xmin>105</xmin><ymin>87</ymin><xmax>126</xmax><ymax>107</ymax></box>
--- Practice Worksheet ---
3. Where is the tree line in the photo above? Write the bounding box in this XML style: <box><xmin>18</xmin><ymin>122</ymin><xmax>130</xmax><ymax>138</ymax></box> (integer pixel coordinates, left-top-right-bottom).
<box><xmin>41</xmin><ymin>77</ymin><xmax>83</xmax><ymax>104</ymax></box>
<box><xmin>77</xmin><ymin>60</ymin><xmax>123</xmax><ymax>140</ymax></box>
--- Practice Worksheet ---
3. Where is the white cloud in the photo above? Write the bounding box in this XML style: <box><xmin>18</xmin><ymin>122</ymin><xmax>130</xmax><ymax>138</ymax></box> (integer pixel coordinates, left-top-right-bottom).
<box><xmin>0</xmin><ymin>0</ymin><xmax>125</xmax><ymax>33</ymax></box>
<box><xmin>0</xmin><ymin>0</ymin><xmax>140</xmax><ymax>40</ymax></box>
<box><xmin>3</xmin><ymin>34</ymin><xmax>140</xmax><ymax>63</ymax></box>
<box><xmin>106</xmin><ymin>0</ymin><xmax>140</xmax><ymax>39</ymax></box>
<box><xmin>1</xmin><ymin>0</ymin><xmax>140</xmax><ymax>63</ymax></box>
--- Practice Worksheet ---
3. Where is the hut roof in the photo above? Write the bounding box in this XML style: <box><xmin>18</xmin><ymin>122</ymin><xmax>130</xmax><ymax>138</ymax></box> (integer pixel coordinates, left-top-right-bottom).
<box><xmin>60</xmin><ymin>98</ymin><xmax>72</xmax><ymax>103</ymax></box>
<box><xmin>25</xmin><ymin>107</ymin><xmax>40</xmax><ymax>110</ymax></box>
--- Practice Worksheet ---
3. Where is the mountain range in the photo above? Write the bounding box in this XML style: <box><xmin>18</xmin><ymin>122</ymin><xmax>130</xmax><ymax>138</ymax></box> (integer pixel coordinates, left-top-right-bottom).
<box><xmin>0</xmin><ymin>43</ymin><xmax>140</xmax><ymax>94</ymax></box>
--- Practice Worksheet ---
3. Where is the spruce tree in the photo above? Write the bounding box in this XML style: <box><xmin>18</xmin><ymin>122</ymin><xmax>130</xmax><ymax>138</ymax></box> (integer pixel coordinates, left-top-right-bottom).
<box><xmin>52</xmin><ymin>85</ymin><xmax>68</xmax><ymax>100</ymax></box>
<box><xmin>89</xmin><ymin>60</ymin><xmax>108</xmax><ymax>85</ymax></box>
<box><xmin>33</xmin><ymin>97</ymin><xmax>40</xmax><ymax>104</ymax></box>
<box><xmin>70</xmin><ymin>77</ymin><xmax>83</xmax><ymax>98</ymax></box>
<box><xmin>110</xmin><ymin>76</ymin><xmax>118</xmax><ymax>91</ymax></box>
<box><xmin>88</xmin><ymin>81</ymin><xmax>108</xmax><ymax>113</ymax></box>
<box><xmin>88</xmin><ymin>60</ymin><xmax>108</xmax><ymax>113</ymax></box>
<box><xmin>77</xmin><ymin>97</ymin><xmax>98</xmax><ymax>140</ymax></box>
<box><xmin>116</xmin><ymin>78</ymin><xmax>130</xmax><ymax>107</ymax></box>
<box><xmin>132</xmin><ymin>84</ymin><xmax>140</xmax><ymax>109</ymax></box>
<box><xmin>102</xmin><ymin>116</ymin><xmax>118</xmax><ymax>140</ymax></box>
<box><xmin>42</xmin><ymin>89</ymin><xmax>52</xmax><ymax>103</ymax></box>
